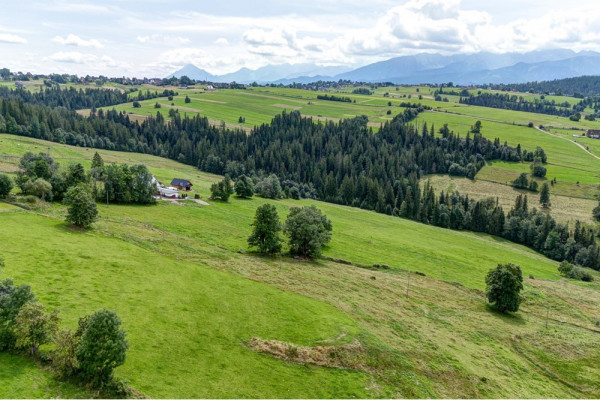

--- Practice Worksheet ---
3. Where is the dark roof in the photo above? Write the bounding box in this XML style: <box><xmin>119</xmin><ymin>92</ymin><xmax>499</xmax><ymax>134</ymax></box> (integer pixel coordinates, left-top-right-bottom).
<box><xmin>171</xmin><ymin>178</ymin><xmax>192</xmax><ymax>186</ymax></box>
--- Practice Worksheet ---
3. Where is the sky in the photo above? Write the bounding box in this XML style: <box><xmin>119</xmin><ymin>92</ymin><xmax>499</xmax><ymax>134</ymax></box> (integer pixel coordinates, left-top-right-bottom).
<box><xmin>1</xmin><ymin>0</ymin><xmax>600</xmax><ymax>78</ymax></box>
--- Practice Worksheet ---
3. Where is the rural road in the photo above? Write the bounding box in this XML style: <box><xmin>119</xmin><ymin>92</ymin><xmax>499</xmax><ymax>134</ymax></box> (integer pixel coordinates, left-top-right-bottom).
<box><xmin>427</xmin><ymin>109</ymin><xmax>600</xmax><ymax>161</ymax></box>
<box><xmin>534</xmin><ymin>126</ymin><xmax>600</xmax><ymax>161</ymax></box>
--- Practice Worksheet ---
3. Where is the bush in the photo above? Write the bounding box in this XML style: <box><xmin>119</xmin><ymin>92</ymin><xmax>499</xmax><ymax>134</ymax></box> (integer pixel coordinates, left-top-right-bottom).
<box><xmin>234</xmin><ymin>175</ymin><xmax>254</xmax><ymax>198</ymax></box>
<box><xmin>77</xmin><ymin>309</ymin><xmax>128</xmax><ymax>387</ymax></box>
<box><xmin>284</xmin><ymin>206</ymin><xmax>332</xmax><ymax>258</ymax></box>
<box><xmin>154</xmin><ymin>102</ymin><xmax>161</xmax><ymax>108</ymax></box>
<box><xmin>558</xmin><ymin>261</ymin><xmax>594</xmax><ymax>282</ymax></box>
<box><xmin>14</xmin><ymin>302</ymin><xmax>59</xmax><ymax>356</ymax></box>
<box><xmin>255</xmin><ymin>174</ymin><xmax>282</xmax><ymax>199</ymax></box>
<box><xmin>209</xmin><ymin>175</ymin><xmax>233</xmax><ymax>202</ymax></box>
<box><xmin>248</xmin><ymin>204</ymin><xmax>282</xmax><ymax>254</ymax></box>
<box><xmin>0</xmin><ymin>278</ymin><xmax>35</xmax><ymax>350</ymax></box>
<box><xmin>0</xmin><ymin>174</ymin><xmax>13</xmax><ymax>198</ymax></box>
<box><xmin>63</xmin><ymin>184</ymin><xmax>98</xmax><ymax>228</ymax></box>
<box><xmin>485</xmin><ymin>263</ymin><xmax>523</xmax><ymax>313</ymax></box>
<box><xmin>132</xmin><ymin>101</ymin><xmax>141</xmax><ymax>108</ymax></box>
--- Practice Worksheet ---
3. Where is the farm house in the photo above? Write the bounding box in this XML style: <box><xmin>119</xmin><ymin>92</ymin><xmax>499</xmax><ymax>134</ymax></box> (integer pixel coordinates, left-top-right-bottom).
<box><xmin>171</xmin><ymin>178</ymin><xmax>193</xmax><ymax>191</ymax></box>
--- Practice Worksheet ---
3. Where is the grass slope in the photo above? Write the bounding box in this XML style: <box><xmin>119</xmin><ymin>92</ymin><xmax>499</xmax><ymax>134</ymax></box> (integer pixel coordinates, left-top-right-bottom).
<box><xmin>0</xmin><ymin>212</ymin><xmax>370</xmax><ymax>399</ymax></box>
<box><xmin>1</xmin><ymin>135</ymin><xmax>599</xmax><ymax>398</ymax></box>
<box><xmin>0</xmin><ymin>353</ymin><xmax>91</xmax><ymax>399</ymax></box>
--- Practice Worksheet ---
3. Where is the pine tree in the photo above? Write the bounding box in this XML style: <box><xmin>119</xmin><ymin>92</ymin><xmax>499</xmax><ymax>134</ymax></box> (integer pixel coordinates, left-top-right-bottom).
<box><xmin>247</xmin><ymin>204</ymin><xmax>282</xmax><ymax>254</ymax></box>
<box><xmin>539</xmin><ymin>182</ymin><xmax>551</xmax><ymax>208</ymax></box>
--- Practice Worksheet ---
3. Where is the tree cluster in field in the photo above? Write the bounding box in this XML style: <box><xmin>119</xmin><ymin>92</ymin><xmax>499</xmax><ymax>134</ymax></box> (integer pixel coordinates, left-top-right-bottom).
<box><xmin>248</xmin><ymin>204</ymin><xmax>332</xmax><ymax>259</ymax></box>
<box><xmin>351</xmin><ymin>88</ymin><xmax>373</xmax><ymax>95</ymax></box>
<box><xmin>212</xmin><ymin>173</ymin><xmax>316</xmax><ymax>201</ymax></box>
<box><xmin>459</xmin><ymin>93</ymin><xmax>577</xmax><ymax>118</ymax></box>
<box><xmin>1</xmin><ymin>151</ymin><xmax>156</xmax><ymax>227</ymax></box>
<box><xmin>558</xmin><ymin>260</ymin><xmax>594</xmax><ymax>282</ymax></box>
<box><xmin>503</xmin><ymin>195</ymin><xmax>599</xmax><ymax>270</ymax></box>
<box><xmin>316</xmin><ymin>94</ymin><xmax>352</xmax><ymax>103</ymax></box>
<box><xmin>0</xmin><ymin>268</ymin><xmax>129</xmax><ymax>393</ymax></box>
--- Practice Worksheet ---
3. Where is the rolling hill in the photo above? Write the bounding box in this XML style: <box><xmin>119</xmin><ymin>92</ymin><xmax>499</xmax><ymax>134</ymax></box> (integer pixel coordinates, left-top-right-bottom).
<box><xmin>0</xmin><ymin>134</ymin><xmax>599</xmax><ymax>398</ymax></box>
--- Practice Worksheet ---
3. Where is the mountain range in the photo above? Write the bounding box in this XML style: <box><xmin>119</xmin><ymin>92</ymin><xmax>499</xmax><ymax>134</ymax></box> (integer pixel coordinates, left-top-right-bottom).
<box><xmin>167</xmin><ymin>50</ymin><xmax>600</xmax><ymax>85</ymax></box>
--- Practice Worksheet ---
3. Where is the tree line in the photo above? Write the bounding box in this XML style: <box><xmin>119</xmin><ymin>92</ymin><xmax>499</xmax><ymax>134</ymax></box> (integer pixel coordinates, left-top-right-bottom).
<box><xmin>488</xmin><ymin>75</ymin><xmax>600</xmax><ymax>98</ymax></box>
<box><xmin>459</xmin><ymin>93</ymin><xmax>576</xmax><ymax>118</ymax></box>
<box><xmin>0</xmin><ymin>86</ymin><xmax>175</xmax><ymax>110</ymax></box>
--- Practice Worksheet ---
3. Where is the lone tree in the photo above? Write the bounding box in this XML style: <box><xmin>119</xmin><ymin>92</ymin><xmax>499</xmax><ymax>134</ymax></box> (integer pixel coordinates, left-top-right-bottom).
<box><xmin>210</xmin><ymin>175</ymin><xmax>234</xmax><ymax>202</ymax></box>
<box><xmin>63</xmin><ymin>184</ymin><xmax>98</xmax><ymax>228</ymax></box>
<box><xmin>539</xmin><ymin>182</ymin><xmax>551</xmax><ymax>208</ymax></box>
<box><xmin>14</xmin><ymin>302</ymin><xmax>59</xmax><ymax>356</ymax></box>
<box><xmin>234</xmin><ymin>175</ymin><xmax>254</xmax><ymax>199</ymax></box>
<box><xmin>284</xmin><ymin>206</ymin><xmax>332</xmax><ymax>258</ymax></box>
<box><xmin>248</xmin><ymin>204</ymin><xmax>282</xmax><ymax>254</ymax></box>
<box><xmin>485</xmin><ymin>263</ymin><xmax>523</xmax><ymax>313</ymax></box>
<box><xmin>77</xmin><ymin>309</ymin><xmax>128</xmax><ymax>387</ymax></box>
<box><xmin>0</xmin><ymin>174</ymin><xmax>13</xmax><ymax>198</ymax></box>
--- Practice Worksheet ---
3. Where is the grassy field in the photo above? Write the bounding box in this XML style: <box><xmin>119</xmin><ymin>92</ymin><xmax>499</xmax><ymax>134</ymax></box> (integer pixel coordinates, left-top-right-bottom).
<box><xmin>415</xmin><ymin>111</ymin><xmax>600</xmax><ymax>199</ymax></box>
<box><xmin>0</xmin><ymin>353</ymin><xmax>91</xmax><ymax>398</ymax></box>
<box><xmin>424</xmin><ymin>175</ymin><xmax>597</xmax><ymax>224</ymax></box>
<box><xmin>1</xmin><ymin>120</ymin><xmax>600</xmax><ymax>397</ymax></box>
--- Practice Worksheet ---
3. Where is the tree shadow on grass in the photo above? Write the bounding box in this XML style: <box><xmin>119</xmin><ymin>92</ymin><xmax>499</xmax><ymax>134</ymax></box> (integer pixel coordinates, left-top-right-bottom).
<box><xmin>484</xmin><ymin>303</ymin><xmax>527</xmax><ymax>326</ymax></box>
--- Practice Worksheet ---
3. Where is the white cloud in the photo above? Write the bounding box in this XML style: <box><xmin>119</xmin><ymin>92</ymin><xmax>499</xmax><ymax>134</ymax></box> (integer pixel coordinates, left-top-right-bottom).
<box><xmin>52</xmin><ymin>34</ymin><xmax>103</xmax><ymax>49</ymax></box>
<box><xmin>214</xmin><ymin>37</ymin><xmax>229</xmax><ymax>46</ymax></box>
<box><xmin>136</xmin><ymin>34</ymin><xmax>190</xmax><ymax>45</ymax></box>
<box><xmin>0</xmin><ymin>33</ymin><xmax>27</xmax><ymax>44</ymax></box>
<box><xmin>48</xmin><ymin>51</ymin><xmax>98</xmax><ymax>64</ymax></box>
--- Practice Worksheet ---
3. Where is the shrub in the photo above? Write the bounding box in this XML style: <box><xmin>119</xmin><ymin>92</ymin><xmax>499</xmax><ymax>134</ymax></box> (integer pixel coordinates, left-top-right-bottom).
<box><xmin>255</xmin><ymin>174</ymin><xmax>282</xmax><ymax>199</ymax></box>
<box><xmin>0</xmin><ymin>174</ymin><xmax>13</xmax><ymax>198</ymax></box>
<box><xmin>209</xmin><ymin>175</ymin><xmax>234</xmax><ymax>202</ymax></box>
<box><xmin>234</xmin><ymin>175</ymin><xmax>254</xmax><ymax>199</ymax></box>
<box><xmin>485</xmin><ymin>263</ymin><xmax>523</xmax><ymax>313</ymax></box>
<box><xmin>0</xmin><ymin>278</ymin><xmax>35</xmax><ymax>350</ymax></box>
<box><xmin>14</xmin><ymin>302</ymin><xmax>59</xmax><ymax>356</ymax></box>
<box><xmin>132</xmin><ymin>101</ymin><xmax>141</xmax><ymax>108</ymax></box>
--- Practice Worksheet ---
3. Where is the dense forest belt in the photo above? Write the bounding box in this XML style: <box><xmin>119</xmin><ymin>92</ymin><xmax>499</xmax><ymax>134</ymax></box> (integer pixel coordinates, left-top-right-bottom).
<box><xmin>0</xmin><ymin>86</ymin><xmax>175</xmax><ymax>110</ymax></box>
<box><xmin>0</xmin><ymin>97</ymin><xmax>597</xmax><ymax>269</ymax></box>
<box><xmin>460</xmin><ymin>93</ymin><xmax>579</xmax><ymax>118</ymax></box>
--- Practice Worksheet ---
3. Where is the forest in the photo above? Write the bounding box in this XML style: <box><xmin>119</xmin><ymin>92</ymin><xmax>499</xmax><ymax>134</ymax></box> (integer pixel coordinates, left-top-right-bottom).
<box><xmin>2</xmin><ymin>91</ymin><xmax>598</xmax><ymax>269</ymax></box>
<box><xmin>489</xmin><ymin>75</ymin><xmax>600</xmax><ymax>97</ymax></box>
<box><xmin>0</xmin><ymin>86</ymin><xmax>174</xmax><ymax>110</ymax></box>
<box><xmin>459</xmin><ymin>93</ymin><xmax>577</xmax><ymax>117</ymax></box>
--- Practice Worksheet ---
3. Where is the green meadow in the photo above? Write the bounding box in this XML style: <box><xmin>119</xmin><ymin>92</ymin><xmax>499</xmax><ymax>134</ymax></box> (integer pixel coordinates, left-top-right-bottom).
<box><xmin>1</xmin><ymin>81</ymin><xmax>600</xmax><ymax>398</ymax></box>
<box><xmin>1</xmin><ymin>134</ymin><xmax>598</xmax><ymax>398</ymax></box>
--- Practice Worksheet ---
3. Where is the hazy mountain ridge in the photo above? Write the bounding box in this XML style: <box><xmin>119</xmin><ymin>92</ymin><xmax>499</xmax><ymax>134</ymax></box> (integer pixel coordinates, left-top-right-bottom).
<box><xmin>167</xmin><ymin>50</ymin><xmax>600</xmax><ymax>85</ymax></box>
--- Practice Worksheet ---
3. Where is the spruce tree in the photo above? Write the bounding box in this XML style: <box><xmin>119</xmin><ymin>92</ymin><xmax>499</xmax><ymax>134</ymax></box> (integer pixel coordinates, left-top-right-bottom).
<box><xmin>248</xmin><ymin>204</ymin><xmax>282</xmax><ymax>254</ymax></box>
<box><xmin>539</xmin><ymin>182</ymin><xmax>551</xmax><ymax>208</ymax></box>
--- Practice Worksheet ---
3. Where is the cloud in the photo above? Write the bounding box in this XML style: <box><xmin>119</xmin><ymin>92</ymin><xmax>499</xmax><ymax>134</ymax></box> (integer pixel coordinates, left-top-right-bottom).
<box><xmin>47</xmin><ymin>51</ymin><xmax>128</xmax><ymax>71</ymax></box>
<box><xmin>35</xmin><ymin>1</ymin><xmax>118</xmax><ymax>14</ymax></box>
<box><xmin>52</xmin><ymin>34</ymin><xmax>103</xmax><ymax>49</ymax></box>
<box><xmin>214</xmin><ymin>37</ymin><xmax>229</xmax><ymax>46</ymax></box>
<box><xmin>48</xmin><ymin>51</ymin><xmax>98</xmax><ymax>64</ymax></box>
<box><xmin>136</xmin><ymin>34</ymin><xmax>190</xmax><ymax>45</ymax></box>
<box><xmin>0</xmin><ymin>33</ymin><xmax>27</xmax><ymax>44</ymax></box>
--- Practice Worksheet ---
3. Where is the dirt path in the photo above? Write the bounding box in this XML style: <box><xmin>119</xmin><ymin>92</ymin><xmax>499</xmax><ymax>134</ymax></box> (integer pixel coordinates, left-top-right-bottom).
<box><xmin>535</xmin><ymin>126</ymin><xmax>600</xmax><ymax>161</ymax></box>
<box><xmin>427</xmin><ymin>110</ymin><xmax>600</xmax><ymax>161</ymax></box>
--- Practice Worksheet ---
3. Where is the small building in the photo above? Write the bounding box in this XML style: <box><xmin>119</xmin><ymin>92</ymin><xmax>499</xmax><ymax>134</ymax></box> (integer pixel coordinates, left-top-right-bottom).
<box><xmin>586</xmin><ymin>129</ymin><xmax>600</xmax><ymax>139</ymax></box>
<box><xmin>171</xmin><ymin>178</ymin><xmax>193</xmax><ymax>191</ymax></box>
<box><xmin>159</xmin><ymin>186</ymin><xmax>179</xmax><ymax>199</ymax></box>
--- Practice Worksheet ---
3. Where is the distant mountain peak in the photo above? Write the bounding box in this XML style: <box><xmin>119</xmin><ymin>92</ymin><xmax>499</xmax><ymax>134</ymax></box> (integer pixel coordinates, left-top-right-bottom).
<box><xmin>166</xmin><ymin>50</ymin><xmax>600</xmax><ymax>85</ymax></box>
